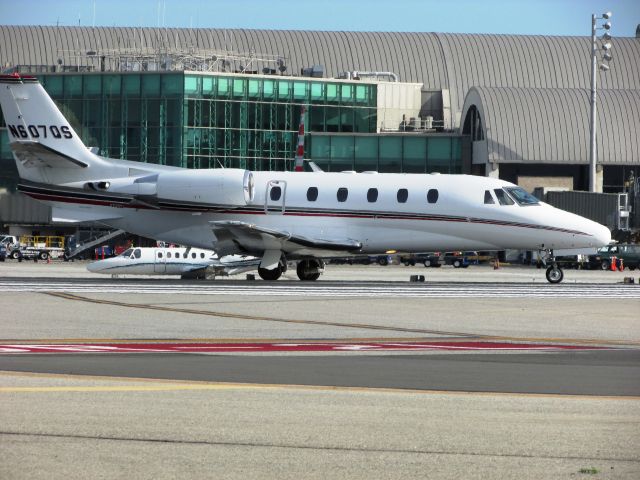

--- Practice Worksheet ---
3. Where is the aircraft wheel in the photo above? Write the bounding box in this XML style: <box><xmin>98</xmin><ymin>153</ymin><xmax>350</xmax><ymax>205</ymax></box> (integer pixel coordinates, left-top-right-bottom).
<box><xmin>545</xmin><ymin>265</ymin><xmax>564</xmax><ymax>284</ymax></box>
<box><xmin>258</xmin><ymin>266</ymin><xmax>282</xmax><ymax>281</ymax></box>
<box><xmin>296</xmin><ymin>258</ymin><xmax>324</xmax><ymax>281</ymax></box>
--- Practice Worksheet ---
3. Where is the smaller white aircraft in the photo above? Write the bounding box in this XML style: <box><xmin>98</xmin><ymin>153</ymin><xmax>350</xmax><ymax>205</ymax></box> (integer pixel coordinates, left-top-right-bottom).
<box><xmin>87</xmin><ymin>247</ymin><xmax>260</xmax><ymax>279</ymax></box>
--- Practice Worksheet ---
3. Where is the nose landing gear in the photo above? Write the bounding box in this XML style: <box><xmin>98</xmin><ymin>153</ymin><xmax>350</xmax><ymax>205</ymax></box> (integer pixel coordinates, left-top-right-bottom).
<box><xmin>540</xmin><ymin>249</ymin><xmax>564</xmax><ymax>284</ymax></box>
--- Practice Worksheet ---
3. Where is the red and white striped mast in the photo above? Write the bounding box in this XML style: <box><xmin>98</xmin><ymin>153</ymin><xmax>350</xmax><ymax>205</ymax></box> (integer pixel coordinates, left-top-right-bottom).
<box><xmin>294</xmin><ymin>106</ymin><xmax>306</xmax><ymax>172</ymax></box>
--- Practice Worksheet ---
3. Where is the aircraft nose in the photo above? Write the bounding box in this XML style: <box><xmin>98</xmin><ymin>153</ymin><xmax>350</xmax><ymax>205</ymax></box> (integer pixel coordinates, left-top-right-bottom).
<box><xmin>591</xmin><ymin>222</ymin><xmax>611</xmax><ymax>247</ymax></box>
<box><xmin>86</xmin><ymin>261</ymin><xmax>103</xmax><ymax>273</ymax></box>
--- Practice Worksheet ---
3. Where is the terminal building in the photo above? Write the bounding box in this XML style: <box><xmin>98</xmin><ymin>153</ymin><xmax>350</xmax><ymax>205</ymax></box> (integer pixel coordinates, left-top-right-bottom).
<box><xmin>0</xmin><ymin>26</ymin><xmax>639</xmax><ymax>232</ymax></box>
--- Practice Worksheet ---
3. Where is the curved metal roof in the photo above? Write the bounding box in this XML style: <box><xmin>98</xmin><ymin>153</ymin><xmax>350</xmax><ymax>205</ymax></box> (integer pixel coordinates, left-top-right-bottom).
<box><xmin>461</xmin><ymin>87</ymin><xmax>640</xmax><ymax>165</ymax></box>
<box><xmin>2</xmin><ymin>26</ymin><xmax>639</xmax><ymax>129</ymax></box>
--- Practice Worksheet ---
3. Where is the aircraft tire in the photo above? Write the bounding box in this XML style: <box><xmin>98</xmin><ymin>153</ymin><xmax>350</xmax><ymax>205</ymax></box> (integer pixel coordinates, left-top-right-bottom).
<box><xmin>296</xmin><ymin>258</ymin><xmax>323</xmax><ymax>281</ymax></box>
<box><xmin>545</xmin><ymin>265</ymin><xmax>564</xmax><ymax>284</ymax></box>
<box><xmin>258</xmin><ymin>266</ymin><xmax>282</xmax><ymax>281</ymax></box>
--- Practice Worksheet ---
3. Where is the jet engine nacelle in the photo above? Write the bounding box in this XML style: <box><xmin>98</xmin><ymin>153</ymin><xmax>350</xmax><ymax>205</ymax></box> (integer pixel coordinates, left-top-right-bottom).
<box><xmin>156</xmin><ymin>169</ymin><xmax>254</xmax><ymax>206</ymax></box>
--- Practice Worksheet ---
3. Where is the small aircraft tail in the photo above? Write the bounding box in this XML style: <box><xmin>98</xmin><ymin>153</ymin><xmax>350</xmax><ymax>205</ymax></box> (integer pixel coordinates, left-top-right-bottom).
<box><xmin>0</xmin><ymin>74</ymin><xmax>109</xmax><ymax>183</ymax></box>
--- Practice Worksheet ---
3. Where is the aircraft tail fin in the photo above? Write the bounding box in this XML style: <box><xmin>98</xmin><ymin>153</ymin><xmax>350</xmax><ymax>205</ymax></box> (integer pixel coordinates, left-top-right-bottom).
<box><xmin>0</xmin><ymin>74</ymin><xmax>103</xmax><ymax>179</ymax></box>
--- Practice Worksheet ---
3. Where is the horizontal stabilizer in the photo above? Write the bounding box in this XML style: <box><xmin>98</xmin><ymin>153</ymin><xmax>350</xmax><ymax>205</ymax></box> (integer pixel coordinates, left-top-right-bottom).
<box><xmin>11</xmin><ymin>141</ymin><xmax>88</xmax><ymax>169</ymax></box>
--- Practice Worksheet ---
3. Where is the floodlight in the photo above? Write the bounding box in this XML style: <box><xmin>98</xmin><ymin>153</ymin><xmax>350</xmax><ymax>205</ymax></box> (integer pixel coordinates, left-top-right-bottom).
<box><xmin>602</xmin><ymin>11</ymin><xmax>612</xmax><ymax>19</ymax></box>
<box><xmin>603</xmin><ymin>52</ymin><xmax>613</xmax><ymax>61</ymax></box>
<box><xmin>602</xmin><ymin>31</ymin><xmax>611</xmax><ymax>40</ymax></box>
<box><xmin>603</xmin><ymin>21</ymin><xmax>611</xmax><ymax>30</ymax></box>
<box><xmin>602</xmin><ymin>42</ymin><xmax>612</xmax><ymax>51</ymax></box>
<box><xmin>599</xmin><ymin>64</ymin><xmax>610</xmax><ymax>71</ymax></box>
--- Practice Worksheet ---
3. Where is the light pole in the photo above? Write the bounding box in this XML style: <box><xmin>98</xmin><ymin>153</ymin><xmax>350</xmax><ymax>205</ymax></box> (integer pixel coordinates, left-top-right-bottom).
<box><xmin>589</xmin><ymin>11</ymin><xmax>613</xmax><ymax>192</ymax></box>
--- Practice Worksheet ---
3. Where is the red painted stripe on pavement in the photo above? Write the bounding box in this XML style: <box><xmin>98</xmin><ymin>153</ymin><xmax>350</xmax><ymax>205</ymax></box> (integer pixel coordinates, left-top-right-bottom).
<box><xmin>0</xmin><ymin>342</ymin><xmax>609</xmax><ymax>354</ymax></box>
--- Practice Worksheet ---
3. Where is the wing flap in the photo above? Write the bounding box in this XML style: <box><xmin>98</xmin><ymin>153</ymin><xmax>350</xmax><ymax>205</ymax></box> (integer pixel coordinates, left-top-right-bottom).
<box><xmin>210</xmin><ymin>220</ymin><xmax>362</xmax><ymax>257</ymax></box>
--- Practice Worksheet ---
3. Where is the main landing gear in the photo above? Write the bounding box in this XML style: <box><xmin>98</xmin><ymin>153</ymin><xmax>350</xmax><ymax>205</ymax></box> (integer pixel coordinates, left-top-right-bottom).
<box><xmin>540</xmin><ymin>249</ymin><xmax>564</xmax><ymax>284</ymax></box>
<box><xmin>296</xmin><ymin>258</ymin><xmax>325</xmax><ymax>281</ymax></box>
<box><xmin>258</xmin><ymin>260</ymin><xmax>287</xmax><ymax>281</ymax></box>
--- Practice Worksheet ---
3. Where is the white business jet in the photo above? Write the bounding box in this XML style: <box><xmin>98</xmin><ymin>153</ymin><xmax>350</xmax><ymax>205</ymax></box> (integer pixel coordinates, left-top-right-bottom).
<box><xmin>87</xmin><ymin>246</ymin><xmax>260</xmax><ymax>278</ymax></box>
<box><xmin>0</xmin><ymin>74</ymin><xmax>611</xmax><ymax>283</ymax></box>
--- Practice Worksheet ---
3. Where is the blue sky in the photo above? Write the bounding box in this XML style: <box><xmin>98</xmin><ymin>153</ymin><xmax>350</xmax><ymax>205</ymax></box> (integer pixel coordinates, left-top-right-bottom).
<box><xmin>1</xmin><ymin>0</ymin><xmax>639</xmax><ymax>36</ymax></box>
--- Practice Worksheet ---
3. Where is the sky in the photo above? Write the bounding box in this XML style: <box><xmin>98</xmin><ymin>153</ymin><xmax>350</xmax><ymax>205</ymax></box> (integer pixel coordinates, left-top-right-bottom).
<box><xmin>0</xmin><ymin>0</ymin><xmax>639</xmax><ymax>37</ymax></box>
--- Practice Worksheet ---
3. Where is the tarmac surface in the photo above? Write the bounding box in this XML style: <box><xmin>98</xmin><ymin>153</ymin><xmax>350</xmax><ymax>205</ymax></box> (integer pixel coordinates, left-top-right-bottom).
<box><xmin>1</xmin><ymin>260</ymin><xmax>639</xmax><ymax>479</ymax></box>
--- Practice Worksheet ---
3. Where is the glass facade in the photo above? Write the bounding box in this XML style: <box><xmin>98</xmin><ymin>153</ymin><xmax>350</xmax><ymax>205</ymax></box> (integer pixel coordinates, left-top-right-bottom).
<box><xmin>309</xmin><ymin>134</ymin><xmax>463</xmax><ymax>173</ymax></box>
<box><xmin>0</xmin><ymin>71</ymin><xmax>463</xmax><ymax>175</ymax></box>
<box><xmin>183</xmin><ymin>74</ymin><xmax>377</xmax><ymax>170</ymax></box>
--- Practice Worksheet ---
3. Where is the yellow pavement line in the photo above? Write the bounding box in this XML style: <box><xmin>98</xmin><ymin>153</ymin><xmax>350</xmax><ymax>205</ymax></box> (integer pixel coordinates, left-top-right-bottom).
<box><xmin>1</xmin><ymin>371</ymin><xmax>639</xmax><ymax>400</ymax></box>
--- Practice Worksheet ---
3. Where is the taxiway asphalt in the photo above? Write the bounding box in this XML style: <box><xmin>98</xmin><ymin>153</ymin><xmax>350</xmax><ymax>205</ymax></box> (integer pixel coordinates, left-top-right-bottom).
<box><xmin>1</xmin><ymin>262</ymin><xmax>639</xmax><ymax>479</ymax></box>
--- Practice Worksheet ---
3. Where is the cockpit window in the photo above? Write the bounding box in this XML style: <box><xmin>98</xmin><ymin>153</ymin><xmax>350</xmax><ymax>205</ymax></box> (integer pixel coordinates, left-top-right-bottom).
<box><xmin>120</xmin><ymin>249</ymin><xmax>133</xmax><ymax>257</ymax></box>
<box><xmin>494</xmin><ymin>188</ymin><xmax>515</xmax><ymax>206</ymax></box>
<box><xmin>504</xmin><ymin>187</ymin><xmax>539</xmax><ymax>206</ymax></box>
<box><xmin>484</xmin><ymin>190</ymin><xmax>495</xmax><ymax>204</ymax></box>
<box><xmin>133</xmin><ymin>248</ymin><xmax>141</xmax><ymax>259</ymax></box>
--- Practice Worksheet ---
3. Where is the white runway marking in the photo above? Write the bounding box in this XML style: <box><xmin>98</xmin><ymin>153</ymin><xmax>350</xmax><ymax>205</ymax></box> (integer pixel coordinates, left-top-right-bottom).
<box><xmin>1</xmin><ymin>280</ymin><xmax>639</xmax><ymax>298</ymax></box>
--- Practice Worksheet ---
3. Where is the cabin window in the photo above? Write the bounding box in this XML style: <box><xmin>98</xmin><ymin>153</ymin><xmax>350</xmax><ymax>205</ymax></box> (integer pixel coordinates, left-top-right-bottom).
<box><xmin>494</xmin><ymin>188</ymin><xmax>515</xmax><ymax>205</ymax></box>
<box><xmin>270</xmin><ymin>186</ymin><xmax>282</xmax><ymax>201</ymax></box>
<box><xmin>133</xmin><ymin>249</ymin><xmax>141</xmax><ymax>259</ymax></box>
<box><xmin>367</xmin><ymin>188</ymin><xmax>378</xmax><ymax>203</ymax></box>
<box><xmin>183</xmin><ymin>253</ymin><xmax>188</xmax><ymax>258</ymax></box>
<box><xmin>307</xmin><ymin>187</ymin><xmax>318</xmax><ymax>202</ymax></box>
<box><xmin>167</xmin><ymin>252</ymin><xmax>172</xmax><ymax>258</ymax></box>
<box><xmin>121</xmin><ymin>248</ymin><xmax>133</xmax><ymax>257</ymax></box>
<box><xmin>191</xmin><ymin>252</ymin><xmax>196</xmax><ymax>259</ymax></box>
<box><xmin>484</xmin><ymin>190</ymin><xmax>495</xmax><ymax>204</ymax></box>
<box><xmin>158</xmin><ymin>252</ymin><xmax>163</xmax><ymax>258</ymax></box>
<box><xmin>397</xmin><ymin>189</ymin><xmax>408</xmax><ymax>203</ymax></box>
<box><xmin>337</xmin><ymin>188</ymin><xmax>348</xmax><ymax>202</ymax></box>
<box><xmin>504</xmin><ymin>187</ymin><xmax>539</xmax><ymax>206</ymax></box>
<box><xmin>427</xmin><ymin>189</ymin><xmax>439</xmax><ymax>204</ymax></box>
<box><xmin>200</xmin><ymin>253</ymin><xmax>205</xmax><ymax>258</ymax></box>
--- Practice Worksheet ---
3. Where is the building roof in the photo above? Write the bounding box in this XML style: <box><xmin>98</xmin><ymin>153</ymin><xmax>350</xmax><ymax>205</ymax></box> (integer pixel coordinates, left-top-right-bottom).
<box><xmin>2</xmin><ymin>26</ymin><xmax>639</xmax><ymax>129</ymax></box>
<box><xmin>461</xmin><ymin>87</ymin><xmax>640</xmax><ymax>165</ymax></box>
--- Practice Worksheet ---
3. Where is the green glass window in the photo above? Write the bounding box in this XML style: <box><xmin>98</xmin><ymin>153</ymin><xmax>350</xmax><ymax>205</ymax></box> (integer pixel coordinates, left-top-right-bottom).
<box><xmin>330</xmin><ymin>136</ymin><xmax>354</xmax><ymax>172</ymax></box>
<box><xmin>310</xmin><ymin>82</ymin><xmax>323</xmax><ymax>101</ymax></box>
<box><xmin>403</xmin><ymin>137</ymin><xmax>427</xmax><ymax>173</ymax></box>
<box><xmin>202</xmin><ymin>77</ymin><xmax>215</xmax><ymax>96</ymax></box>
<box><xmin>184</xmin><ymin>76</ymin><xmax>199</xmax><ymax>94</ymax></box>
<box><xmin>263</xmin><ymin>80</ymin><xmax>274</xmax><ymax>99</ymax></box>
<box><xmin>103</xmin><ymin>75</ymin><xmax>121</xmax><ymax>96</ymax></box>
<box><xmin>248</xmin><ymin>79</ymin><xmax>260</xmax><ymax>98</ymax></box>
<box><xmin>232</xmin><ymin>78</ymin><xmax>245</xmax><ymax>97</ymax></box>
<box><xmin>83</xmin><ymin>76</ymin><xmax>101</xmax><ymax>96</ymax></box>
<box><xmin>43</xmin><ymin>75</ymin><xmax>63</xmax><ymax>96</ymax></box>
<box><xmin>162</xmin><ymin>74</ymin><xmax>182</xmax><ymax>95</ymax></box>
<box><xmin>293</xmin><ymin>82</ymin><xmax>307</xmax><ymax>100</ymax></box>
<box><xmin>427</xmin><ymin>137</ymin><xmax>451</xmax><ymax>173</ymax></box>
<box><xmin>326</xmin><ymin>84</ymin><xmax>339</xmax><ymax>103</ymax></box>
<box><xmin>354</xmin><ymin>136</ymin><xmax>378</xmax><ymax>172</ymax></box>
<box><xmin>217</xmin><ymin>77</ymin><xmax>229</xmax><ymax>97</ymax></box>
<box><xmin>355</xmin><ymin>85</ymin><xmax>368</xmax><ymax>103</ymax></box>
<box><xmin>141</xmin><ymin>75</ymin><xmax>160</xmax><ymax>96</ymax></box>
<box><xmin>63</xmin><ymin>76</ymin><xmax>83</xmax><ymax>97</ymax></box>
<box><xmin>123</xmin><ymin>75</ymin><xmax>140</xmax><ymax>96</ymax></box>
<box><xmin>341</xmin><ymin>84</ymin><xmax>353</xmax><ymax>103</ymax></box>
<box><xmin>278</xmin><ymin>80</ymin><xmax>290</xmax><ymax>100</ymax></box>
<box><xmin>310</xmin><ymin>135</ymin><xmax>331</xmax><ymax>166</ymax></box>
<box><xmin>379</xmin><ymin>136</ymin><xmax>402</xmax><ymax>173</ymax></box>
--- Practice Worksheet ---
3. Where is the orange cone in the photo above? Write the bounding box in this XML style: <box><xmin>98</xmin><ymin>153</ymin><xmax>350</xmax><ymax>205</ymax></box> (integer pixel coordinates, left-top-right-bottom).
<box><xmin>611</xmin><ymin>256</ymin><xmax>617</xmax><ymax>271</ymax></box>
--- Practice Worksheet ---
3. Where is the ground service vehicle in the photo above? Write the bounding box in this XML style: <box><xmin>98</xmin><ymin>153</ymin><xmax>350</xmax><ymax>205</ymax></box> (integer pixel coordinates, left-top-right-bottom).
<box><xmin>589</xmin><ymin>244</ymin><xmax>640</xmax><ymax>270</ymax></box>
<box><xmin>0</xmin><ymin>235</ymin><xmax>65</xmax><ymax>260</ymax></box>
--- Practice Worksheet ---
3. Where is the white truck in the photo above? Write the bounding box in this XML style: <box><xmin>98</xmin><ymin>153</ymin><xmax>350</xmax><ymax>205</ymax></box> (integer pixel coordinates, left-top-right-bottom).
<box><xmin>0</xmin><ymin>235</ymin><xmax>66</xmax><ymax>260</ymax></box>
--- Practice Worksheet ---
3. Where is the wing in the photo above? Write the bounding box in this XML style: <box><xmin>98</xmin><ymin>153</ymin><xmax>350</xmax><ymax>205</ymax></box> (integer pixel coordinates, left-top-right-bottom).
<box><xmin>210</xmin><ymin>220</ymin><xmax>363</xmax><ymax>259</ymax></box>
<box><xmin>11</xmin><ymin>141</ymin><xmax>88</xmax><ymax>168</ymax></box>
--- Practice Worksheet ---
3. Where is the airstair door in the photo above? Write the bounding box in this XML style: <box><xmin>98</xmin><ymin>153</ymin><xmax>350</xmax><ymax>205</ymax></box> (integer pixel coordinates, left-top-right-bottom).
<box><xmin>154</xmin><ymin>249</ymin><xmax>167</xmax><ymax>273</ymax></box>
<box><xmin>265</xmin><ymin>180</ymin><xmax>286</xmax><ymax>214</ymax></box>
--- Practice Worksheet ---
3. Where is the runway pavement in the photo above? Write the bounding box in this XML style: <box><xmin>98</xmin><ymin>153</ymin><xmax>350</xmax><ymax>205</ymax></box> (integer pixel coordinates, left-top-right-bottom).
<box><xmin>1</xmin><ymin>262</ymin><xmax>639</xmax><ymax>478</ymax></box>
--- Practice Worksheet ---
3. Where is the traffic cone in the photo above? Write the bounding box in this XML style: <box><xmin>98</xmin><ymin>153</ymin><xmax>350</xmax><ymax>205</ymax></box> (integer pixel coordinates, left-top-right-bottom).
<box><xmin>611</xmin><ymin>256</ymin><xmax>617</xmax><ymax>271</ymax></box>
